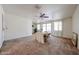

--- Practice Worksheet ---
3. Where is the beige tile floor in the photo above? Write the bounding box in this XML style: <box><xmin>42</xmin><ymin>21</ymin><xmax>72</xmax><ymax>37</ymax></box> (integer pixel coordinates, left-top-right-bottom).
<box><xmin>0</xmin><ymin>36</ymin><xmax>79</xmax><ymax>55</ymax></box>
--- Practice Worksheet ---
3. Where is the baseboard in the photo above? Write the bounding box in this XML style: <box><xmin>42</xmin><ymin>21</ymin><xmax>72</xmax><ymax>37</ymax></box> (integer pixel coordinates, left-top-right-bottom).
<box><xmin>0</xmin><ymin>43</ymin><xmax>2</xmax><ymax>48</ymax></box>
<box><xmin>4</xmin><ymin>34</ymin><xmax>32</xmax><ymax>41</ymax></box>
<box><xmin>0</xmin><ymin>41</ymin><xmax>4</xmax><ymax>48</ymax></box>
<box><xmin>59</xmin><ymin>37</ymin><xmax>72</xmax><ymax>40</ymax></box>
<box><xmin>51</xmin><ymin>35</ymin><xmax>72</xmax><ymax>40</ymax></box>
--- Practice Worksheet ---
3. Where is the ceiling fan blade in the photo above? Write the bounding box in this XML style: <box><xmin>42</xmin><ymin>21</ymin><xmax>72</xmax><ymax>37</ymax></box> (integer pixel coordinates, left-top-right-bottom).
<box><xmin>40</xmin><ymin>13</ymin><xmax>45</xmax><ymax>17</ymax></box>
<box><xmin>43</xmin><ymin>16</ymin><xmax>49</xmax><ymax>18</ymax></box>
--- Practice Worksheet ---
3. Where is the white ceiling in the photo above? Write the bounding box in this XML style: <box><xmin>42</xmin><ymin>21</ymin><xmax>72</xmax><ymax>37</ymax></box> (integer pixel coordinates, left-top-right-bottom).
<box><xmin>2</xmin><ymin>4</ymin><xmax>38</xmax><ymax>18</ymax></box>
<box><xmin>2</xmin><ymin>4</ymin><xmax>77</xmax><ymax>23</ymax></box>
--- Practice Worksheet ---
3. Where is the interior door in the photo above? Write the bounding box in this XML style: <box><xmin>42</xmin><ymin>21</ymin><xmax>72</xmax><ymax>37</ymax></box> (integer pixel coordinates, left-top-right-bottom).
<box><xmin>0</xmin><ymin>12</ymin><xmax>2</xmax><ymax>48</ymax></box>
<box><xmin>2</xmin><ymin>14</ymin><xmax>5</xmax><ymax>41</ymax></box>
<box><xmin>2</xmin><ymin>13</ymin><xmax>7</xmax><ymax>41</ymax></box>
<box><xmin>0</xmin><ymin>6</ymin><xmax>4</xmax><ymax>48</ymax></box>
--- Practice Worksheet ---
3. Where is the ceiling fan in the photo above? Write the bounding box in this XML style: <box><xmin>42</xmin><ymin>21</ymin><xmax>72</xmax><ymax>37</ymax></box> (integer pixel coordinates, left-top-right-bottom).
<box><xmin>34</xmin><ymin>13</ymin><xmax>49</xmax><ymax>20</ymax></box>
<box><xmin>39</xmin><ymin>13</ymin><xmax>49</xmax><ymax>18</ymax></box>
<box><xmin>35</xmin><ymin>5</ymin><xmax>49</xmax><ymax>19</ymax></box>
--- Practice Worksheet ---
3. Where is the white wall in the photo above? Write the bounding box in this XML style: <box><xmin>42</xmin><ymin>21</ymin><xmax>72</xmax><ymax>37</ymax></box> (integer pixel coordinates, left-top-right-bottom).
<box><xmin>0</xmin><ymin>5</ymin><xmax>4</xmax><ymax>48</ymax></box>
<box><xmin>72</xmin><ymin>5</ymin><xmax>79</xmax><ymax>49</ymax></box>
<box><xmin>4</xmin><ymin>13</ymin><xmax>32</xmax><ymax>40</ymax></box>
<box><xmin>62</xmin><ymin>18</ymin><xmax>72</xmax><ymax>38</ymax></box>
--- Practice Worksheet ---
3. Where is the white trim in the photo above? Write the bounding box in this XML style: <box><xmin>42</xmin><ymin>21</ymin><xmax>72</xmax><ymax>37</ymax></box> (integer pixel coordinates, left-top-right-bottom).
<box><xmin>4</xmin><ymin>34</ymin><xmax>32</xmax><ymax>41</ymax></box>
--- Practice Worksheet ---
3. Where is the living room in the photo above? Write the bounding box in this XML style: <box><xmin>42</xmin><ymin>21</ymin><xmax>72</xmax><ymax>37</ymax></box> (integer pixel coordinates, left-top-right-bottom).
<box><xmin>0</xmin><ymin>4</ymin><xmax>79</xmax><ymax>55</ymax></box>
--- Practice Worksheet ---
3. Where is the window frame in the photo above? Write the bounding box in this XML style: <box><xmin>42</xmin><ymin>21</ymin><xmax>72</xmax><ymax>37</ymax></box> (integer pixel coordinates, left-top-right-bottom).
<box><xmin>37</xmin><ymin>24</ymin><xmax>41</xmax><ymax>31</ymax></box>
<box><xmin>54</xmin><ymin>21</ymin><xmax>62</xmax><ymax>31</ymax></box>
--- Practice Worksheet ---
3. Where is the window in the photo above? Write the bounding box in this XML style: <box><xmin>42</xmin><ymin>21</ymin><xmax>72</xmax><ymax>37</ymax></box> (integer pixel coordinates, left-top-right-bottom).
<box><xmin>42</xmin><ymin>24</ymin><xmax>46</xmax><ymax>32</ymax></box>
<box><xmin>37</xmin><ymin>24</ymin><xmax>40</xmax><ymax>31</ymax></box>
<box><xmin>42</xmin><ymin>23</ymin><xmax>51</xmax><ymax>33</ymax></box>
<box><xmin>59</xmin><ymin>21</ymin><xmax>62</xmax><ymax>31</ymax></box>
<box><xmin>54</xmin><ymin>21</ymin><xmax>62</xmax><ymax>31</ymax></box>
<box><xmin>47</xmin><ymin>23</ymin><xmax>51</xmax><ymax>33</ymax></box>
<box><xmin>54</xmin><ymin>22</ymin><xmax>59</xmax><ymax>31</ymax></box>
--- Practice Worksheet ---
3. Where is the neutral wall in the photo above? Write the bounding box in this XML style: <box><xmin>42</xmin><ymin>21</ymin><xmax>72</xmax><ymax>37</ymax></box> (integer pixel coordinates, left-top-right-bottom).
<box><xmin>0</xmin><ymin>5</ymin><xmax>4</xmax><ymax>48</ymax></box>
<box><xmin>72</xmin><ymin>5</ymin><xmax>79</xmax><ymax>49</ymax></box>
<box><xmin>62</xmin><ymin>18</ymin><xmax>72</xmax><ymax>38</ymax></box>
<box><xmin>4</xmin><ymin>13</ymin><xmax>32</xmax><ymax>40</ymax></box>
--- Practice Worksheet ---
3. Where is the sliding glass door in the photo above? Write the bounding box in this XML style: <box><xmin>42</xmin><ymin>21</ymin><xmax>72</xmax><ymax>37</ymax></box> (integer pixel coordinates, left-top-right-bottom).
<box><xmin>42</xmin><ymin>23</ymin><xmax>51</xmax><ymax>33</ymax></box>
<box><xmin>53</xmin><ymin>21</ymin><xmax>62</xmax><ymax>36</ymax></box>
<box><xmin>47</xmin><ymin>23</ymin><xmax>51</xmax><ymax>33</ymax></box>
<box><xmin>37</xmin><ymin>24</ymin><xmax>40</xmax><ymax>31</ymax></box>
<box><xmin>42</xmin><ymin>24</ymin><xmax>46</xmax><ymax>32</ymax></box>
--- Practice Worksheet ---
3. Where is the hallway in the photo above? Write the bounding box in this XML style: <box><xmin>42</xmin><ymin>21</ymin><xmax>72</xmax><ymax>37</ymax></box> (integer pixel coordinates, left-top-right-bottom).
<box><xmin>0</xmin><ymin>36</ymin><xmax>79</xmax><ymax>55</ymax></box>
